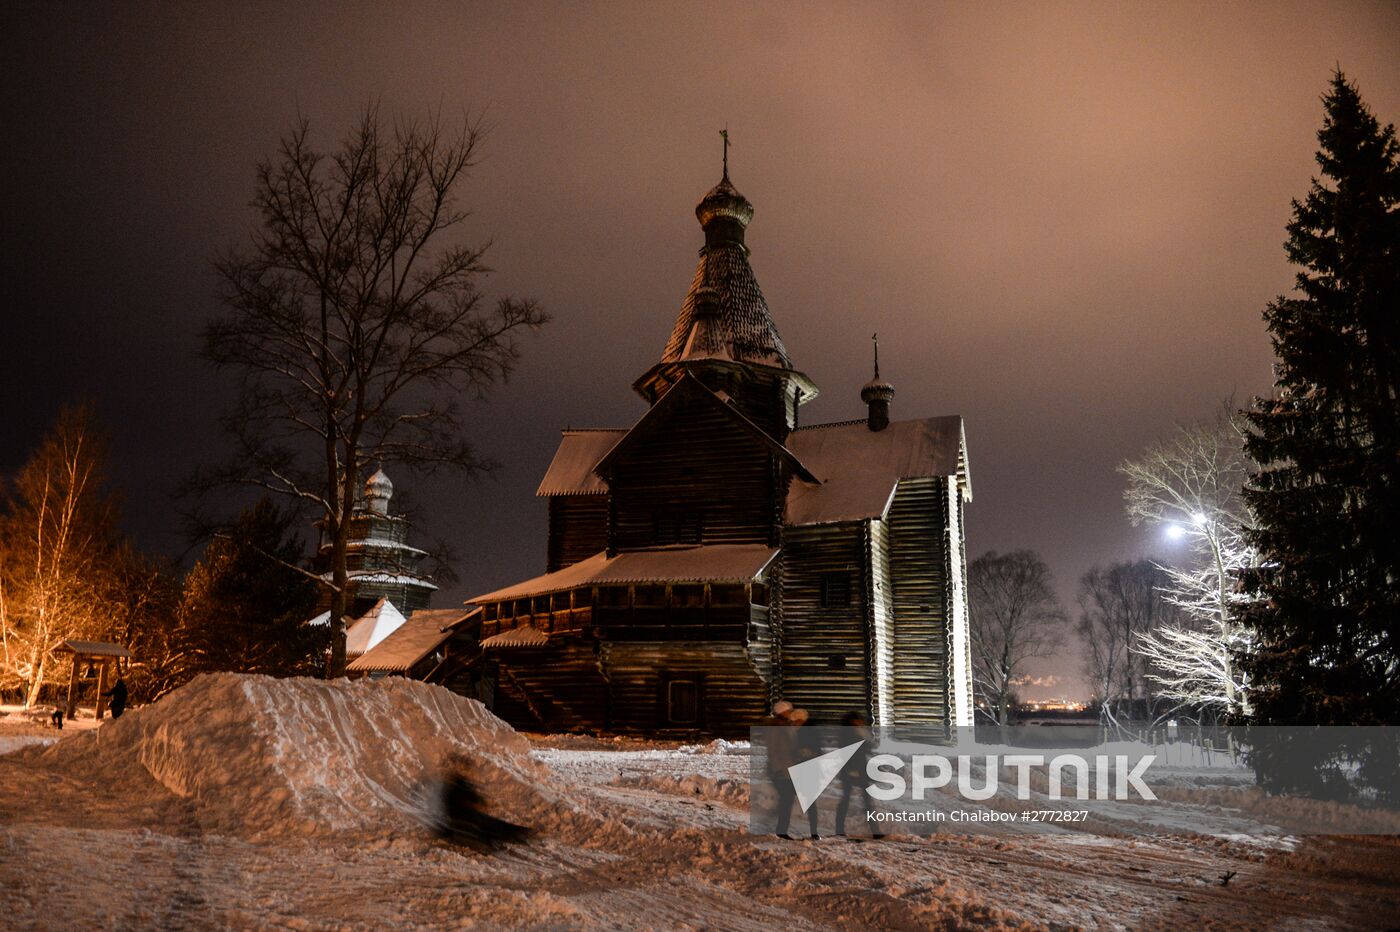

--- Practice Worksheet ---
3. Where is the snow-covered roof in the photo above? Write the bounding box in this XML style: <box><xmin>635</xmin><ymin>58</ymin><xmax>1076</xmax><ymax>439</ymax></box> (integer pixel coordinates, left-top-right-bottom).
<box><xmin>480</xmin><ymin>625</ymin><xmax>550</xmax><ymax>649</ymax></box>
<box><xmin>784</xmin><ymin>415</ymin><xmax>970</xmax><ymax>525</ymax></box>
<box><xmin>467</xmin><ymin>544</ymin><xmax>778</xmax><ymax>604</ymax></box>
<box><xmin>55</xmin><ymin>639</ymin><xmax>132</xmax><ymax>658</ymax></box>
<box><xmin>347</xmin><ymin>608</ymin><xmax>475</xmax><ymax>673</ymax></box>
<box><xmin>531</xmin><ymin>413</ymin><xmax>969</xmax><ymax>526</ymax></box>
<box><xmin>316</xmin><ymin>570</ymin><xmax>439</xmax><ymax>591</ymax></box>
<box><xmin>536</xmin><ymin>429</ymin><xmax>625</xmax><ymax>496</ymax></box>
<box><xmin>344</xmin><ymin>598</ymin><xmax>407</xmax><ymax>657</ymax></box>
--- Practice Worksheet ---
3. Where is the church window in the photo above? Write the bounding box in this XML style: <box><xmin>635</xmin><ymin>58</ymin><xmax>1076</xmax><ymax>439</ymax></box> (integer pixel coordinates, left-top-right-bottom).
<box><xmin>599</xmin><ymin>587</ymin><xmax>629</xmax><ymax>608</ymax></box>
<box><xmin>634</xmin><ymin>586</ymin><xmax>666</xmax><ymax>607</ymax></box>
<box><xmin>653</xmin><ymin>507</ymin><xmax>703</xmax><ymax>545</ymax></box>
<box><xmin>674</xmin><ymin>585</ymin><xmax>704</xmax><ymax>608</ymax></box>
<box><xmin>820</xmin><ymin>572</ymin><xmax>851</xmax><ymax>608</ymax></box>
<box><xmin>711</xmin><ymin>584</ymin><xmax>746</xmax><ymax>605</ymax></box>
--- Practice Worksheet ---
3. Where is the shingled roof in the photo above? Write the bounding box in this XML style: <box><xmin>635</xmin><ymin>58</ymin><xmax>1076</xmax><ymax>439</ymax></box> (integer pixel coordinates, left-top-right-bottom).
<box><xmin>346</xmin><ymin>608</ymin><xmax>473</xmax><ymax>674</ymax></box>
<box><xmin>466</xmin><ymin>544</ymin><xmax>779</xmax><ymax>604</ymax></box>
<box><xmin>661</xmin><ymin>241</ymin><xmax>791</xmax><ymax>369</ymax></box>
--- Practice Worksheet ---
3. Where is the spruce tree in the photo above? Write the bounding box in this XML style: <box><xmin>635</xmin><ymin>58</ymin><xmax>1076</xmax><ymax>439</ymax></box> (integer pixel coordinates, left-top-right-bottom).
<box><xmin>1240</xmin><ymin>71</ymin><xmax>1400</xmax><ymax>738</ymax></box>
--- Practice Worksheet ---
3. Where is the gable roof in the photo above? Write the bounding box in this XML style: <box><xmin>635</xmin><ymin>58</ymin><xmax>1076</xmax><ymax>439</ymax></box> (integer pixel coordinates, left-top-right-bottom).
<box><xmin>466</xmin><ymin>544</ymin><xmax>779</xmax><ymax>604</ymax></box>
<box><xmin>346</xmin><ymin>608</ymin><xmax>473</xmax><ymax>673</ymax></box>
<box><xmin>593</xmin><ymin>373</ymin><xmax>815</xmax><ymax>482</ymax></box>
<box><xmin>536</xmin><ymin>429</ymin><xmax>626</xmax><ymax>497</ymax></box>
<box><xmin>344</xmin><ymin>598</ymin><xmax>407</xmax><ymax>657</ymax></box>
<box><xmin>55</xmin><ymin>639</ymin><xmax>132</xmax><ymax>659</ymax></box>
<box><xmin>785</xmin><ymin>416</ymin><xmax>970</xmax><ymax>525</ymax></box>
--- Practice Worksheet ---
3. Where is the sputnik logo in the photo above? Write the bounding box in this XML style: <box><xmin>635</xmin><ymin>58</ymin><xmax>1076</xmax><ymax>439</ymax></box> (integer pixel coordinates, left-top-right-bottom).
<box><xmin>789</xmin><ymin>740</ymin><xmax>866</xmax><ymax>812</ymax></box>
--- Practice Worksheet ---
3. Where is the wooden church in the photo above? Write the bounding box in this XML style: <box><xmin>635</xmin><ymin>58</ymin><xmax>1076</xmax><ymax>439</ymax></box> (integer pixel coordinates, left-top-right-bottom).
<box><xmin>467</xmin><ymin>162</ymin><xmax>973</xmax><ymax>735</ymax></box>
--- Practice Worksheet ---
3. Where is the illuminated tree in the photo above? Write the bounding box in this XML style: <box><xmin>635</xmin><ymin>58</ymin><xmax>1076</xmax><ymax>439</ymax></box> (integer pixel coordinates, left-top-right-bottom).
<box><xmin>0</xmin><ymin>405</ymin><xmax>118</xmax><ymax>706</ymax></box>
<box><xmin>1119</xmin><ymin>402</ymin><xmax>1254</xmax><ymax>716</ymax></box>
<box><xmin>202</xmin><ymin>108</ymin><xmax>546</xmax><ymax>675</ymax></box>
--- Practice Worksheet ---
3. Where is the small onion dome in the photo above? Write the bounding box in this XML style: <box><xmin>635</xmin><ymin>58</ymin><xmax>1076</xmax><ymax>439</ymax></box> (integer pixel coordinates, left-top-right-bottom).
<box><xmin>696</xmin><ymin>175</ymin><xmax>754</xmax><ymax>236</ymax></box>
<box><xmin>860</xmin><ymin>377</ymin><xmax>895</xmax><ymax>404</ymax></box>
<box><xmin>364</xmin><ymin>466</ymin><xmax>394</xmax><ymax>514</ymax></box>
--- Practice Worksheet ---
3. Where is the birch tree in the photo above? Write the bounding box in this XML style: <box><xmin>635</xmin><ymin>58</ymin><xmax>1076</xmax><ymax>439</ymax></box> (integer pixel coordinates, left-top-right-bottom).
<box><xmin>968</xmin><ymin>550</ymin><xmax>1066</xmax><ymax>726</ymax></box>
<box><xmin>202</xmin><ymin>107</ymin><xmax>546</xmax><ymax>675</ymax></box>
<box><xmin>0</xmin><ymin>405</ymin><xmax>118</xmax><ymax>706</ymax></box>
<box><xmin>1119</xmin><ymin>401</ymin><xmax>1254</xmax><ymax>716</ymax></box>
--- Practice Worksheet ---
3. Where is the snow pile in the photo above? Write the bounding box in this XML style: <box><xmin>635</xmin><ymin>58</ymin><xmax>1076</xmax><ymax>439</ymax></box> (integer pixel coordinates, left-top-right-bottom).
<box><xmin>610</xmin><ymin>772</ymin><xmax>751</xmax><ymax>808</ymax></box>
<box><xmin>25</xmin><ymin>673</ymin><xmax>618</xmax><ymax>841</ymax></box>
<box><xmin>678</xmin><ymin>737</ymin><xmax>750</xmax><ymax>756</ymax></box>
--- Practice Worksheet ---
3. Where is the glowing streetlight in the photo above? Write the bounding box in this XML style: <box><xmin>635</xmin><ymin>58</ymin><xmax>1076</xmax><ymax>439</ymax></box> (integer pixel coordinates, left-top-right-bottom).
<box><xmin>1165</xmin><ymin>524</ymin><xmax>1187</xmax><ymax>541</ymax></box>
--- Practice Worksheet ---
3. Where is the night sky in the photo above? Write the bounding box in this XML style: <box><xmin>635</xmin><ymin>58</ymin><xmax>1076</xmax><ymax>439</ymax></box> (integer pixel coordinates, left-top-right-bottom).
<box><xmin>4</xmin><ymin>2</ymin><xmax>1398</xmax><ymax>699</ymax></box>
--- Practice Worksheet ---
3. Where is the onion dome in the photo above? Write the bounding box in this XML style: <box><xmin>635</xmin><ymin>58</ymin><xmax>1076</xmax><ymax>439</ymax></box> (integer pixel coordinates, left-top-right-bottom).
<box><xmin>861</xmin><ymin>335</ymin><xmax>894</xmax><ymax>431</ymax></box>
<box><xmin>364</xmin><ymin>466</ymin><xmax>394</xmax><ymax>515</ymax></box>
<box><xmin>860</xmin><ymin>377</ymin><xmax>895</xmax><ymax>404</ymax></box>
<box><xmin>696</xmin><ymin>174</ymin><xmax>755</xmax><ymax>242</ymax></box>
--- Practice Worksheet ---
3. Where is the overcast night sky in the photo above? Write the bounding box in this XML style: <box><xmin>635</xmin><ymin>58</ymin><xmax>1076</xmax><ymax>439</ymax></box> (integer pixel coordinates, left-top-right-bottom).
<box><xmin>4</xmin><ymin>2</ymin><xmax>1398</xmax><ymax>699</ymax></box>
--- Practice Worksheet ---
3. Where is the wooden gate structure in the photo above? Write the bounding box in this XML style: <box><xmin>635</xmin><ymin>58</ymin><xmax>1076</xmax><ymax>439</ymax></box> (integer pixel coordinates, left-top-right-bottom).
<box><xmin>55</xmin><ymin>639</ymin><xmax>132</xmax><ymax>720</ymax></box>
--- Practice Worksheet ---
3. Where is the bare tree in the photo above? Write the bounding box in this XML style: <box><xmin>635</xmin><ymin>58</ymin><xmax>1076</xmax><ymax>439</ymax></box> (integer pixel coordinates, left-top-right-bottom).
<box><xmin>968</xmin><ymin>549</ymin><xmax>1066</xmax><ymax>726</ymax></box>
<box><xmin>202</xmin><ymin>107</ymin><xmax>547</xmax><ymax>674</ymax></box>
<box><xmin>1118</xmin><ymin>401</ymin><xmax>1254</xmax><ymax>716</ymax></box>
<box><xmin>1077</xmin><ymin>560</ymin><xmax>1178</xmax><ymax>731</ymax></box>
<box><xmin>0</xmin><ymin>405</ymin><xmax>118</xmax><ymax>706</ymax></box>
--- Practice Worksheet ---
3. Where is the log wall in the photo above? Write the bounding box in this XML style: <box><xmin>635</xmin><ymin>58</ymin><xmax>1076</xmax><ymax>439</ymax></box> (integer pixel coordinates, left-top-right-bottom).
<box><xmin>776</xmin><ymin>522</ymin><xmax>871</xmax><ymax>724</ymax></box>
<box><xmin>600</xmin><ymin>640</ymin><xmax>770</xmax><ymax>736</ymax></box>
<box><xmin>546</xmin><ymin>495</ymin><xmax>609</xmax><ymax>571</ymax></box>
<box><xmin>887</xmin><ymin>476</ymin><xmax>952</xmax><ymax>727</ymax></box>
<box><xmin>606</xmin><ymin>398</ymin><xmax>782</xmax><ymax>551</ymax></box>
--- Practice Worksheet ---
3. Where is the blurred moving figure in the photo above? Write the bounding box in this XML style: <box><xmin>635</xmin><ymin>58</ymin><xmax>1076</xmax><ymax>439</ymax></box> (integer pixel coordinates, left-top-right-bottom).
<box><xmin>436</xmin><ymin>761</ymin><xmax>531</xmax><ymax>850</ymax></box>
<box><xmin>834</xmin><ymin>711</ymin><xmax>875</xmax><ymax>837</ymax></box>
<box><xmin>766</xmin><ymin>701</ymin><xmax>820</xmax><ymax>839</ymax></box>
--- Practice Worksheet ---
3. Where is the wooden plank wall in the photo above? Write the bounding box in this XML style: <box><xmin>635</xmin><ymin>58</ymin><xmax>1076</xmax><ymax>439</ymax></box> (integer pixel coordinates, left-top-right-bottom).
<box><xmin>688</xmin><ymin>366</ymin><xmax>794</xmax><ymax>442</ymax></box>
<box><xmin>887</xmin><ymin>476</ymin><xmax>952</xmax><ymax>727</ymax></box>
<box><xmin>601</xmin><ymin>641</ymin><xmax>770</xmax><ymax>736</ymax></box>
<box><xmin>776</xmin><ymin>522</ymin><xmax>871</xmax><ymax>724</ymax></box>
<box><xmin>606</xmin><ymin>399</ymin><xmax>780</xmax><ymax>550</ymax></box>
<box><xmin>547</xmin><ymin>495</ymin><xmax>609</xmax><ymax>571</ymax></box>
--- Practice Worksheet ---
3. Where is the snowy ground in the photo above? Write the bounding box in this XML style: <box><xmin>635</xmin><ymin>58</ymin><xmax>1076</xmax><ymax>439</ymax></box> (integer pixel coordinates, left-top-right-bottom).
<box><xmin>1</xmin><ymin>678</ymin><xmax>1397</xmax><ymax>930</ymax></box>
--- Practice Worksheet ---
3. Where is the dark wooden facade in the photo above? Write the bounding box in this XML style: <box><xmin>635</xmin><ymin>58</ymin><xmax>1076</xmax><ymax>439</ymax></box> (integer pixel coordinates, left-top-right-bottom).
<box><xmin>463</xmin><ymin>169</ymin><xmax>973</xmax><ymax>735</ymax></box>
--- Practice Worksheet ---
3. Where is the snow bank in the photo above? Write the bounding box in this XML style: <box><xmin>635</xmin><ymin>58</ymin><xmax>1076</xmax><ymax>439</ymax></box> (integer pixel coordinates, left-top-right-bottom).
<box><xmin>0</xmin><ymin>735</ymin><xmax>55</xmax><ymax>755</ymax></box>
<box><xmin>23</xmin><ymin>673</ymin><xmax>617</xmax><ymax>842</ymax></box>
